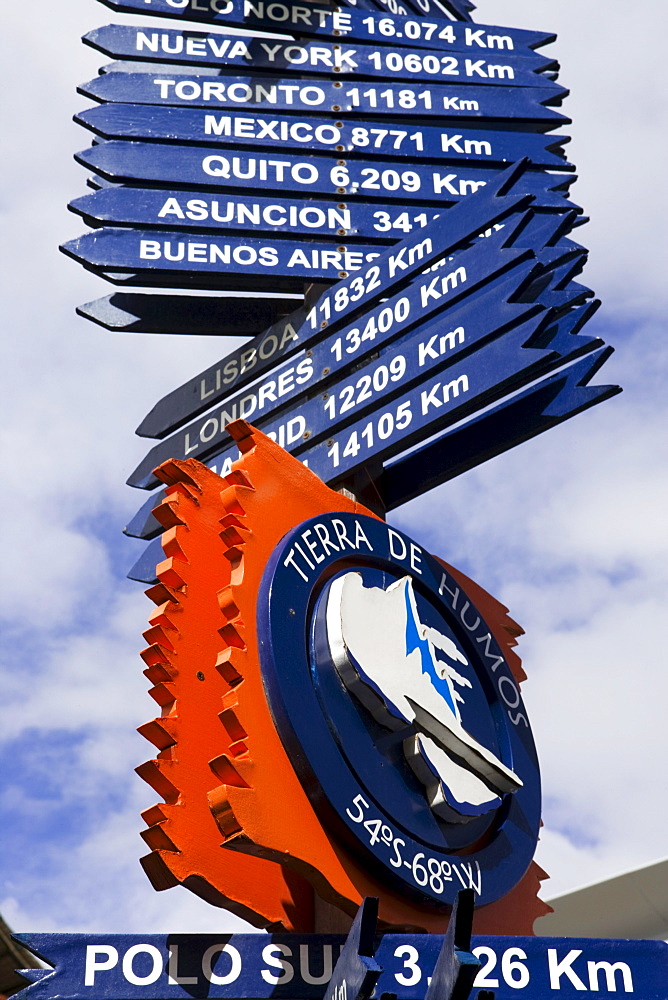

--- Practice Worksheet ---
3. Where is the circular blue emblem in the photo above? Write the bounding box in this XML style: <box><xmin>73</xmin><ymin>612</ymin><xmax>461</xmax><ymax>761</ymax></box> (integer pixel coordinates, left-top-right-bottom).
<box><xmin>258</xmin><ymin>512</ymin><xmax>540</xmax><ymax>909</ymax></box>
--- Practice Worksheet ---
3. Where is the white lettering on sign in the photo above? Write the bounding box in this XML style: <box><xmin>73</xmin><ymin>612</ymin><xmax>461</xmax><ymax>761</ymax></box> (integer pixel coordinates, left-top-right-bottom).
<box><xmin>418</xmin><ymin>326</ymin><xmax>465</xmax><ymax>367</ymax></box>
<box><xmin>122</xmin><ymin>945</ymin><xmax>163</xmax><ymax>986</ymax></box>
<box><xmin>157</xmin><ymin>196</ymin><xmax>350</xmax><ymax>233</ymax></box>
<box><xmin>199</xmin><ymin>322</ymin><xmax>300</xmax><ymax>399</ymax></box>
<box><xmin>136</xmin><ymin>31</ymin><xmax>250</xmax><ymax>60</ymax></box>
<box><xmin>202</xmin><ymin>944</ymin><xmax>242</xmax><ymax>985</ymax></box>
<box><xmin>204</xmin><ymin>114</ymin><xmax>341</xmax><ymax>145</ymax></box>
<box><xmin>167</xmin><ymin>945</ymin><xmax>197</xmax><ymax>985</ymax></box>
<box><xmin>388</xmin><ymin>238</ymin><xmax>433</xmax><ymax>279</ymax></box>
<box><xmin>420</xmin><ymin>374</ymin><xmax>469</xmax><ymax>413</ymax></box>
<box><xmin>440</xmin><ymin>134</ymin><xmax>492</xmax><ymax>156</ymax></box>
<box><xmin>201</xmin><ymin>153</ymin><xmax>319</xmax><ymax>185</ymax></box>
<box><xmin>387</xmin><ymin>528</ymin><xmax>424</xmax><ymax>575</ymax></box>
<box><xmin>438</xmin><ymin>571</ymin><xmax>529</xmax><ymax>729</ymax></box>
<box><xmin>261</xmin><ymin>943</ymin><xmax>294</xmax><ymax>985</ymax></box>
<box><xmin>283</xmin><ymin>518</ymin><xmax>374</xmax><ymax>582</ymax></box>
<box><xmin>464</xmin><ymin>27</ymin><xmax>514</xmax><ymax>49</ymax></box>
<box><xmin>77</xmin><ymin>938</ymin><xmax>647</xmax><ymax>993</ymax></box>
<box><xmin>547</xmin><ymin>949</ymin><xmax>633</xmax><ymax>992</ymax></box>
<box><xmin>140</xmin><ymin>239</ymin><xmax>280</xmax><ymax>268</ymax></box>
<box><xmin>153</xmin><ymin>78</ymin><xmax>328</xmax><ymax>106</ymax></box>
<box><xmin>432</xmin><ymin>173</ymin><xmax>486</xmax><ymax>196</ymax></box>
<box><xmin>419</xmin><ymin>265</ymin><xmax>467</xmax><ymax>307</ymax></box>
<box><xmin>84</xmin><ymin>946</ymin><xmax>118</xmax><ymax>986</ymax></box>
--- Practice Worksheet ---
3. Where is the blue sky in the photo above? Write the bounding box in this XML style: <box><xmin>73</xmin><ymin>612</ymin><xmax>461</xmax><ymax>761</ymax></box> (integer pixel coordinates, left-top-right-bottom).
<box><xmin>1</xmin><ymin>0</ymin><xmax>666</xmax><ymax>933</ymax></box>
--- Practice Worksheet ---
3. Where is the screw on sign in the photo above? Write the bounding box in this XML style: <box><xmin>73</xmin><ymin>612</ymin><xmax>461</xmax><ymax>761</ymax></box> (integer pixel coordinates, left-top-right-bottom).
<box><xmin>58</xmin><ymin>0</ymin><xmax>626</xmax><ymax>957</ymax></box>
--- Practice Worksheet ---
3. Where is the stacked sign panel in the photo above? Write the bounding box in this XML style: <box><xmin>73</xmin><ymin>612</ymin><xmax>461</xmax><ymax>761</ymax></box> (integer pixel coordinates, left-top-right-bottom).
<box><xmin>63</xmin><ymin>0</ymin><xmax>619</xmax><ymax>585</ymax></box>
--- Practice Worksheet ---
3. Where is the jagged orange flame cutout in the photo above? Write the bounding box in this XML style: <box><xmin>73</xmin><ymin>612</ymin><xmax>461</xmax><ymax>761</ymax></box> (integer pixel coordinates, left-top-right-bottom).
<box><xmin>138</xmin><ymin>420</ymin><xmax>551</xmax><ymax>933</ymax></box>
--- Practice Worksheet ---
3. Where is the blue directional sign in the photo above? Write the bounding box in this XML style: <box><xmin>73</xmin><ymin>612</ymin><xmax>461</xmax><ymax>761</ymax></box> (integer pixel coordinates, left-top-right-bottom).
<box><xmin>78</xmin><ymin>291</ymin><xmax>301</xmax><ymax>335</ymax></box>
<box><xmin>84</xmin><ymin>26</ymin><xmax>558</xmax><ymax>85</ymax></box>
<box><xmin>95</xmin><ymin>2</ymin><xmax>556</xmax><ymax>55</ymax></box>
<box><xmin>134</xmin><ymin>196</ymin><xmax>579</xmax><ymax>442</ymax></box>
<box><xmin>78</xmin><ymin>72</ymin><xmax>568</xmax><ymax>127</ymax></box>
<box><xmin>147</xmin><ymin>247</ymin><xmax>586</xmax><ymax>452</ymax></box>
<box><xmin>74</xmin><ymin>142</ymin><xmax>576</xmax><ymax>209</ymax></box>
<box><xmin>382</xmin><ymin>337</ymin><xmax>618</xmax><ymax>510</ymax></box>
<box><xmin>70</xmin><ymin>188</ymin><xmax>407</xmax><ymax>243</ymax></box>
<box><xmin>68</xmin><ymin>160</ymin><xmax>534</xmax><ymax>301</ymax></box>
<box><xmin>294</xmin><ymin>305</ymin><xmax>601</xmax><ymax>485</ymax></box>
<box><xmin>126</xmin><ymin>287</ymin><xmax>599</xmax><ymax>490</ymax></box>
<box><xmin>75</xmin><ymin>103</ymin><xmax>574</xmax><ymax>170</ymax></box>
<box><xmin>125</xmin><ymin>271</ymin><xmax>546</xmax><ymax>486</ymax></box>
<box><xmin>14</xmin><ymin>930</ymin><xmax>667</xmax><ymax>1000</ymax></box>
<box><xmin>61</xmin><ymin>228</ymin><xmax>398</xmax><ymax>286</ymax></box>
<box><xmin>76</xmin><ymin>292</ymin><xmax>298</xmax><ymax>335</ymax></box>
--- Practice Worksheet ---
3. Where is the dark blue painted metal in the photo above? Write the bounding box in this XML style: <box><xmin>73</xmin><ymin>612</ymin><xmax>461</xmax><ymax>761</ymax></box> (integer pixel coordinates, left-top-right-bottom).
<box><xmin>424</xmin><ymin>892</ymin><xmax>479</xmax><ymax>1000</ymax></box>
<box><xmin>126</xmin><ymin>271</ymin><xmax>541</xmax><ymax>486</ymax></box>
<box><xmin>322</xmin><ymin>899</ymin><xmax>381</xmax><ymax>1000</ymax></box>
<box><xmin>258</xmin><ymin>512</ymin><xmax>541</xmax><ymax>904</ymax></box>
<box><xmin>78</xmin><ymin>73</ymin><xmax>567</xmax><ymax>125</ymax></box>
<box><xmin>126</xmin><ymin>344</ymin><xmax>618</xmax><ymax>580</ymax></box>
<box><xmin>68</xmin><ymin>187</ymin><xmax>468</xmax><ymax>243</ymax></box>
<box><xmin>296</xmin><ymin>305</ymin><xmax>602</xmax><ymax>486</ymax></box>
<box><xmin>14</xmin><ymin>930</ymin><xmax>666</xmax><ymax>1000</ymax></box>
<box><xmin>84</xmin><ymin>27</ymin><xmax>556</xmax><ymax>85</ymax></box>
<box><xmin>134</xmin><ymin>199</ymin><xmax>580</xmax><ymax>443</ymax></box>
<box><xmin>126</xmin><ymin>290</ymin><xmax>601</xmax><ymax>490</ymax></box>
<box><xmin>73</xmin><ymin>143</ymin><xmax>577</xmax><ymax>212</ymax></box>
<box><xmin>94</xmin><ymin>2</ymin><xmax>555</xmax><ymax>54</ymax></box>
<box><xmin>76</xmin><ymin>292</ymin><xmax>298</xmax><ymax>334</ymax></box>
<box><xmin>134</xmin><ymin>216</ymin><xmax>537</xmax><ymax>439</ymax></box>
<box><xmin>382</xmin><ymin>344</ymin><xmax>620</xmax><ymax>510</ymax></box>
<box><xmin>61</xmin><ymin>228</ymin><xmax>400</xmax><ymax>285</ymax></box>
<box><xmin>75</xmin><ymin>103</ymin><xmax>573</xmax><ymax>170</ymax></box>
<box><xmin>128</xmin><ymin>535</ymin><xmax>165</xmax><ymax>582</ymax></box>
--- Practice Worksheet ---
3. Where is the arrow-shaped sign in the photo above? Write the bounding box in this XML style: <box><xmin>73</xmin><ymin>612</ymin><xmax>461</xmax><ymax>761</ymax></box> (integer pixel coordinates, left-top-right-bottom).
<box><xmin>132</xmin><ymin>180</ymin><xmax>575</xmax><ymax>441</ymax></box>
<box><xmin>382</xmin><ymin>344</ymin><xmax>620</xmax><ymax>509</ymax></box>
<box><xmin>69</xmin><ymin>158</ymin><xmax>535</xmax><ymax>296</ymax></box>
<box><xmin>85</xmin><ymin>28</ymin><xmax>557</xmax><ymax>86</ymax></box>
<box><xmin>126</xmin><ymin>318</ymin><xmax>610</xmax><ymax>584</ymax></box>
<box><xmin>74</xmin><ymin>103</ymin><xmax>573</xmax><ymax>170</ymax></box>
<box><xmin>78</xmin><ymin>72</ymin><xmax>567</xmax><ymax>126</ymax></box>
<box><xmin>94</xmin><ymin>2</ymin><xmax>555</xmax><ymax>54</ymax></box>
<box><xmin>271</xmin><ymin>305</ymin><xmax>605</xmax><ymax>486</ymax></box>
<box><xmin>127</xmin><ymin>277</ymin><xmax>596</xmax><ymax>489</ymax></box>
<box><xmin>124</xmin><ymin>237</ymin><xmax>585</xmax><ymax>536</ymax></box>
<box><xmin>61</xmin><ymin>228</ymin><xmax>404</xmax><ymax>287</ymax></box>
<box><xmin>76</xmin><ymin>291</ymin><xmax>298</xmax><ymax>335</ymax></box>
<box><xmin>13</xmin><ymin>928</ymin><xmax>666</xmax><ymax>1000</ymax></box>
<box><xmin>67</xmin><ymin>188</ymin><xmax>482</xmax><ymax>245</ymax></box>
<box><xmin>75</xmin><ymin>222</ymin><xmax>573</xmax><ymax>337</ymax></box>
<box><xmin>73</xmin><ymin>141</ymin><xmax>576</xmax><ymax>212</ymax></box>
<box><xmin>135</xmin><ymin>216</ymin><xmax>573</xmax><ymax>440</ymax></box>
<box><xmin>126</xmin><ymin>270</ymin><xmax>544</xmax><ymax>487</ymax></box>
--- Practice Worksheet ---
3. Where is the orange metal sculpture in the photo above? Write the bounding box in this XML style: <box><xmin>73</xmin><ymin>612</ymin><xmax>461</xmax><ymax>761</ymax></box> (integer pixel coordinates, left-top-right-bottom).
<box><xmin>138</xmin><ymin>420</ymin><xmax>550</xmax><ymax>933</ymax></box>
